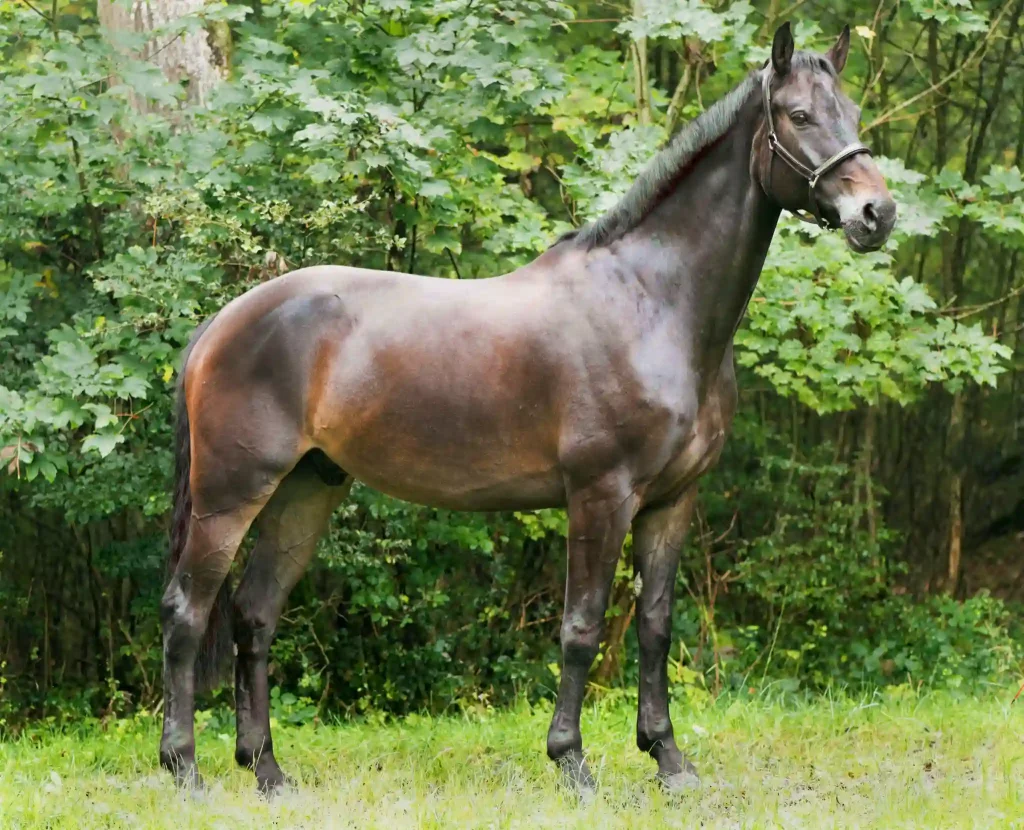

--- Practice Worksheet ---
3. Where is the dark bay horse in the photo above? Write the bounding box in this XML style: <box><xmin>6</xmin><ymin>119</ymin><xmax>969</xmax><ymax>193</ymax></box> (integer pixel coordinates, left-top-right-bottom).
<box><xmin>159</xmin><ymin>23</ymin><xmax>896</xmax><ymax>795</ymax></box>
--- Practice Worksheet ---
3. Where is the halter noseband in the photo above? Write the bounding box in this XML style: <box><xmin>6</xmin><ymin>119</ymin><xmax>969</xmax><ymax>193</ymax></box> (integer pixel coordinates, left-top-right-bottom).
<box><xmin>760</xmin><ymin>67</ymin><xmax>871</xmax><ymax>229</ymax></box>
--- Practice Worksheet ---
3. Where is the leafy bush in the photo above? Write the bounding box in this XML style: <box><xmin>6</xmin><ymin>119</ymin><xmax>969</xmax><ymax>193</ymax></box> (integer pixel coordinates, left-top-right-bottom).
<box><xmin>652</xmin><ymin>415</ymin><xmax>1023</xmax><ymax>695</ymax></box>
<box><xmin>261</xmin><ymin>485</ymin><xmax>565</xmax><ymax>715</ymax></box>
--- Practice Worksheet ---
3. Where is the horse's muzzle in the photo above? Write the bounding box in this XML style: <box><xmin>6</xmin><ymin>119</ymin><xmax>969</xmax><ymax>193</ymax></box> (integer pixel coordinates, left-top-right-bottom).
<box><xmin>843</xmin><ymin>195</ymin><xmax>897</xmax><ymax>252</ymax></box>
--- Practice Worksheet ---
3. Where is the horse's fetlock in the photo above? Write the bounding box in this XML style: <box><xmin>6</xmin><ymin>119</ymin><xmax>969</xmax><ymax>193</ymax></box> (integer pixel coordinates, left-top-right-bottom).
<box><xmin>546</xmin><ymin>726</ymin><xmax>582</xmax><ymax>761</ymax></box>
<box><xmin>637</xmin><ymin>717</ymin><xmax>674</xmax><ymax>754</ymax></box>
<box><xmin>235</xmin><ymin>744</ymin><xmax>259</xmax><ymax>770</ymax></box>
<box><xmin>159</xmin><ymin>742</ymin><xmax>194</xmax><ymax>774</ymax></box>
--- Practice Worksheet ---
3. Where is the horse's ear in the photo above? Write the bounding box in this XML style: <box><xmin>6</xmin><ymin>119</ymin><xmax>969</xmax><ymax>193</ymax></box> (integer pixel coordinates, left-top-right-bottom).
<box><xmin>771</xmin><ymin>22</ymin><xmax>794</xmax><ymax>76</ymax></box>
<box><xmin>827</xmin><ymin>25</ymin><xmax>851</xmax><ymax>74</ymax></box>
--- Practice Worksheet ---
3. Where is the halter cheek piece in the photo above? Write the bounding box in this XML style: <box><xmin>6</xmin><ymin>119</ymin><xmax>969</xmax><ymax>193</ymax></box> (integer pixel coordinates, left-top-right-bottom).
<box><xmin>761</xmin><ymin>67</ymin><xmax>871</xmax><ymax>229</ymax></box>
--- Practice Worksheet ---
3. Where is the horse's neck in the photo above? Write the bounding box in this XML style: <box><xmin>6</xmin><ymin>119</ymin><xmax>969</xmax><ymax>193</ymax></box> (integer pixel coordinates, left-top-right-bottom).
<box><xmin>618</xmin><ymin>100</ymin><xmax>780</xmax><ymax>372</ymax></box>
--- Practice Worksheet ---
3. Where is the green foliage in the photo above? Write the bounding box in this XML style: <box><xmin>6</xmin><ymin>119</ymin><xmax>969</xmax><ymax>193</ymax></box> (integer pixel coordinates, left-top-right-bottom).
<box><xmin>738</xmin><ymin>216</ymin><xmax>1010</xmax><ymax>411</ymax></box>
<box><xmin>0</xmin><ymin>0</ymin><xmax>574</xmax><ymax>487</ymax></box>
<box><xmin>659</xmin><ymin>415</ymin><xmax>1022</xmax><ymax>693</ymax></box>
<box><xmin>618</xmin><ymin>0</ymin><xmax>755</xmax><ymax>49</ymax></box>
<box><xmin>264</xmin><ymin>484</ymin><xmax>562</xmax><ymax>715</ymax></box>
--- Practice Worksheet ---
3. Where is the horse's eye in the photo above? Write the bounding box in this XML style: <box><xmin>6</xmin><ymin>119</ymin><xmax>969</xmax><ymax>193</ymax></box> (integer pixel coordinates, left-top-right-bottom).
<box><xmin>791</xmin><ymin>111</ymin><xmax>809</xmax><ymax>126</ymax></box>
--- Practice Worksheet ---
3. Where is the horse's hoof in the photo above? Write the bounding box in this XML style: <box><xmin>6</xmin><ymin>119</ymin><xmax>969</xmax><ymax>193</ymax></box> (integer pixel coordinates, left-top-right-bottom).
<box><xmin>178</xmin><ymin>773</ymin><xmax>205</xmax><ymax>798</ymax></box>
<box><xmin>175</xmin><ymin>768</ymin><xmax>206</xmax><ymax>796</ymax></box>
<box><xmin>188</xmin><ymin>783</ymin><xmax>211</xmax><ymax>803</ymax></box>
<box><xmin>577</xmin><ymin>782</ymin><xmax>598</xmax><ymax>806</ymax></box>
<box><xmin>258</xmin><ymin>773</ymin><xmax>297</xmax><ymax>799</ymax></box>
<box><xmin>657</xmin><ymin>760</ymin><xmax>700</xmax><ymax>793</ymax></box>
<box><xmin>557</xmin><ymin>752</ymin><xmax>597</xmax><ymax>802</ymax></box>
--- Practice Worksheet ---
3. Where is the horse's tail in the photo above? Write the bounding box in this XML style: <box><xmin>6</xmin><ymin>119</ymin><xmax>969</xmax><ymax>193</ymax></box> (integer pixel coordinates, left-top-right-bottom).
<box><xmin>167</xmin><ymin>315</ymin><xmax>231</xmax><ymax>691</ymax></box>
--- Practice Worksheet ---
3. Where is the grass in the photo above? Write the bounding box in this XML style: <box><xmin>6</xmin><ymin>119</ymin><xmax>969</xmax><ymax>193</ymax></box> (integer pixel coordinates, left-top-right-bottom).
<box><xmin>2</xmin><ymin>690</ymin><xmax>1024</xmax><ymax>828</ymax></box>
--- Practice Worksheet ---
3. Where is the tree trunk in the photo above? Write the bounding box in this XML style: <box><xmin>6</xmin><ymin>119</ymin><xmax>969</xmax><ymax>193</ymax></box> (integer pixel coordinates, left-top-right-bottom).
<box><xmin>98</xmin><ymin>0</ymin><xmax>229</xmax><ymax>111</ymax></box>
<box><xmin>945</xmin><ymin>392</ymin><xmax>965</xmax><ymax>595</ymax></box>
<box><xmin>596</xmin><ymin>577</ymin><xmax>635</xmax><ymax>685</ymax></box>
<box><xmin>631</xmin><ymin>0</ymin><xmax>651</xmax><ymax>126</ymax></box>
<box><xmin>861</xmin><ymin>408</ymin><xmax>877</xmax><ymax>543</ymax></box>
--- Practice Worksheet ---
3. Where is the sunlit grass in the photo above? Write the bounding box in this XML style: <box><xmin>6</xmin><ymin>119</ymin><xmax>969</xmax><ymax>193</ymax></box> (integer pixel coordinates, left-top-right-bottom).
<box><xmin>2</xmin><ymin>690</ymin><xmax>1023</xmax><ymax>828</ymax></box>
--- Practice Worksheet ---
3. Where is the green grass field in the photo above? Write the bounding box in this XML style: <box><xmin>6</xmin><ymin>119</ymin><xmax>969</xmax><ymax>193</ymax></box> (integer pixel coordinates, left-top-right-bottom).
<box><xmin>2</xmin><ymin>691</ymin><xmax>1023</xmax><ymax>828</ymax></box>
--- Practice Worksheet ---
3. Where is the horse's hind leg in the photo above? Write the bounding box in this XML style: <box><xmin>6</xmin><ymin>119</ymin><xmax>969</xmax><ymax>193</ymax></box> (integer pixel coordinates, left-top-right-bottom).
<box><xmin>159</xmin><ymin>394</ymin><xmax>304</xmax><ymax>788</ymax></box>
<box><xmin>233</xmin><ymin>452</ymin><xmax>351</xmax><ymax>793</ymax></box>
<box><xmin>159</xmin><ymin>494</ymin><xmax>273</xmax><ymax>788</ymax></box>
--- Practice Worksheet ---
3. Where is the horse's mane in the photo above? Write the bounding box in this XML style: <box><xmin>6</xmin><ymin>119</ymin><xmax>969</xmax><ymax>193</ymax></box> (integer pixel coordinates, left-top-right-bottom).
<box><xmin>557</xmin><ymin>71</ymin><xmax>759</xmax><ymax>251</ymax></box>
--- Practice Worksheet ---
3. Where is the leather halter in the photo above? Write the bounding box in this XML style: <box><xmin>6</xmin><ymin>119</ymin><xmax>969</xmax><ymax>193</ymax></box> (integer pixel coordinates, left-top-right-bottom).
<box><xmin>761</xmin><ymin>67</ymin><xmax>871</xmax><ymax>228</ymax></box>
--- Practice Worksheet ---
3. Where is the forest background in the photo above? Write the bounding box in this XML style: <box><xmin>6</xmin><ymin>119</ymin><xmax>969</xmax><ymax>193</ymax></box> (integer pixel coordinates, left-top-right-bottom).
<box><xmin>1</xmin><ymin>0</ymin><xmax>1022</xmax><ymax>728</ymax></box>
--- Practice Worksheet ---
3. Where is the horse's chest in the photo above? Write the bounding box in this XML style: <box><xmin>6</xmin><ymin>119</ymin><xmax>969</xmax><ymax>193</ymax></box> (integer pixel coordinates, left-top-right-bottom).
<box><xmin>644</xmin><ymin>374</ymin><xmax>736</xmax><ymax>501</ymax></box>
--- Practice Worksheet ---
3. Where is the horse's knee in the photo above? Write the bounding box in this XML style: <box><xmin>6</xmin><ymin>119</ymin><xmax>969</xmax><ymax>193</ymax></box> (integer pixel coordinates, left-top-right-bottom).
<box><xmin>636</xmin><ymin>606</ymin><xmax>672</xmax><ymax>657</ymax></box>
<box><xmin>160</xmin><ymin>579</ymin><xmax>186</xmax><ymax>626</ymax></box>
<box><xmin>560</xmin><ymin>615</ymin><xmax>602</xmax><ymax>667</ymax></box>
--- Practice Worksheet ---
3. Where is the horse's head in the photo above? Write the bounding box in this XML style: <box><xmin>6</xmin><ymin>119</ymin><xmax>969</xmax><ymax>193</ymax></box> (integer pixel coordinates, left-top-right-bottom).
<box><xmin>754</xmin><ymin>23</ymin><xmax>896</xmax><ymax>252</ymax></box>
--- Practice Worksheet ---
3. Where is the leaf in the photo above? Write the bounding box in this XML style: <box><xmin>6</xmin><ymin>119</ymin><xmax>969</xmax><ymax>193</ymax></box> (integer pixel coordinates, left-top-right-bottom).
<box><xmin>293</xmin><ymin>123</ymin><xmax>340</xmax><ymax>146</ymax></box>
<box><xmin>115</xmin><ymin>64</ymin><xmax>181</xmax><ymax>107</ymax></box>
<box><xmin>982</xmin><ymin>166</ymin><xmax>1024</xmax><ymax>196</ymax></box>
<box><xmin>617</xmin><ymin>0</ymin><xmax>752</xmax><ymax>44</ymax></box>
<box><xmin>419</xmin><ymin>179</ymin><xmax>452</xmax><ymax>199</ymax></box>
<box><xmin>115</xmin><ymin>375</ymin><xmax>149</xmax><ymax>399</ymax></box>
<box><xmin>38</xmin><ymin>459</ymin><xmax>58</xmax><ymax>483</ymax></box>
<box><xmin>422</xmin><ymin>228</ymin><xmax>463</xmax><ymax>256</ymax></box>
<box><xmin>489</xmin><ymin>151</ymin><xmax>541</xmax><ymax>173</ymax></box>
<box><xmin>83</xmin><ymin>403</ymin><xmax>118</xmax><ymax>430</ymax></box>
<box><xmin>81</xmin><ymin>432</ymin><xmax>125</xmax><ymax>458</ymax></box>
<box><xmin>44</xmin><ymin>339</ymin><xmax>97</xmax><ymax>380</ymax></box>
<box><xmin>306</xmin><ymin>161</ymin><xmax>341</xmax><ymax>184</ymax></box>
<box><xmin>249</xmin><ymin>110</ymin><xmax>293</xmax><ymax>134</ymax></box>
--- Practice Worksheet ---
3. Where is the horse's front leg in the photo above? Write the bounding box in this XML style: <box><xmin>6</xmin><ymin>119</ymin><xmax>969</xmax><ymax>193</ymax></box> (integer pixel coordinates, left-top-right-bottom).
<box><xmin>632</xmin><ymin>487</ymin><xmax>700</xmax><ymax>790</ymax></box>
<box><xmin>546</xmin><ymin>476</ymin><xmax>638</xmax><ymax>796</ymax></box>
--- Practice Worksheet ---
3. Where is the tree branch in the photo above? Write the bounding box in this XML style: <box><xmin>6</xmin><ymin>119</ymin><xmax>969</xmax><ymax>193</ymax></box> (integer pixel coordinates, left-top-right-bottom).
<box><xmin>864</xmin><ymin>0</ymin><xmax>1015</xmax><ymax>132</ymax></box>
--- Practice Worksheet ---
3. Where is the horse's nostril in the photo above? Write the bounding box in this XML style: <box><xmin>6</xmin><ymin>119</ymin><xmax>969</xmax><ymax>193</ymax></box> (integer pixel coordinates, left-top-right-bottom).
<box><xmin>862</xmin><ymin>200</ymin><xmax>879</xmax><ymax>232</ymax></box>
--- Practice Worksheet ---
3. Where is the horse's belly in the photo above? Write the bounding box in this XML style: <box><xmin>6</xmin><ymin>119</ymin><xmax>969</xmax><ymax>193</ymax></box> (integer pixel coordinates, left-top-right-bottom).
<box><xmin>311</xmin><ymin>366</ymin><xmax>566</xmax><ymax>510</ymax></box>
<box><xmin>323</xmin><ymin>426</ymin><xmax>567</xmax><ymax>510</ymax></box>
<box><xmin>346</xmin><ymin>460</ymin><xmax>566</xmax><ymax>511</ymax></box>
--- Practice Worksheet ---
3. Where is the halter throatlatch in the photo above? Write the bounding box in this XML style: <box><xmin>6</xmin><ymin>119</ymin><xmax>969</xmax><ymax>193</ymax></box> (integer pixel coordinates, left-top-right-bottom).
<box><xmin>761</xmin><ymin>67</ymin><xmax>871</xmax><ymax>229</ymax></box>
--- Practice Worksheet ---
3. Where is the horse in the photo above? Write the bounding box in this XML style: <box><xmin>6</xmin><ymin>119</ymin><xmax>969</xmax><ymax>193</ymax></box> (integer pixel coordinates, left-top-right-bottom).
<box><xmin>158</xmin><ymin>22</ymin><xmax>896</xmax><ymax>796</ymax></box>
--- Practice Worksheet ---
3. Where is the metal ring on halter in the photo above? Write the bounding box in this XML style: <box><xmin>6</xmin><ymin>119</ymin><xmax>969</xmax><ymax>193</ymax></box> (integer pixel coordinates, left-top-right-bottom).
<box><xmin>761</xmin><ymin>67</ymin><xmax>872</xmax><ymax>229</ymax></box>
